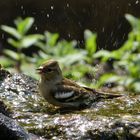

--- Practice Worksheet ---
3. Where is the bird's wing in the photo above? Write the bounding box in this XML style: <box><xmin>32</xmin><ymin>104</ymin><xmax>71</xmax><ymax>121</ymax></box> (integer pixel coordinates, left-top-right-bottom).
<box><xmin>62</xmin><ymin>78</ymin><xmax>81</xmax><ymax>87</ymax></box>
<box><xmin>52</xmin><ymin>85</ymin><xmax>87</xmax><ymax>103</ymax></box>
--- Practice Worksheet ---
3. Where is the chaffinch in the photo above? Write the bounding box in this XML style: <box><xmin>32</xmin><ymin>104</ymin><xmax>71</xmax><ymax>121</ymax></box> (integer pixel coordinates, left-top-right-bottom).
<box><xmin>37</xmin><ymin>60</ymin><xmax>121</xmax><ymax>108</ymax></box>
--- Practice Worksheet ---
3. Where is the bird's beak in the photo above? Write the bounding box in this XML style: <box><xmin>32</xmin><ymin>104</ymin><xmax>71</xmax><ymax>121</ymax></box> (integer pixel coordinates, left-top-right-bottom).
<box><xmin>36</xmin><ymin>66</ymin><xmax>43</xmax><ymax>74</ymax></box>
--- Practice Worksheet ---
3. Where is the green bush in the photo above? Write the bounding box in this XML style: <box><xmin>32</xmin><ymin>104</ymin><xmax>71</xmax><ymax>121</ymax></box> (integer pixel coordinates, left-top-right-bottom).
<box><xmin>1</xmin><ymin>14</ymin><xmax>140</xmax><ymax>93</ymax></box>
<box><xmin>35</xmin><ymin>30</ymin><xmax>96</xmax><ymax>83</ymax></box>
<box><xmin>94</xmin><ymin>14</ymin><xmax>140</xmax><ymax>93</ymax></box>
<box><xmin>1</xmin><ymin>17</ymin><xmax>43</xmax><ymax>72</ymax></box>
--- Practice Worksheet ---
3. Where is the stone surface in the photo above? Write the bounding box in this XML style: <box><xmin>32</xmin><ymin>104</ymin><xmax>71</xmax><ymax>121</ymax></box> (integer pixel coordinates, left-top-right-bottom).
<box><xmin>0</xmin><ymin>68</ymin><xmax>140</xmax><ymax>139</ymax></box>
<box><xmin>0</xmin><ymin>68</ymin><xmax>46</xmax><ymax>140</ymax></box>
<box><xmin>0</xmin><ymin>113</ymin><xmax>29</xmax><ymax>140</ymax></box>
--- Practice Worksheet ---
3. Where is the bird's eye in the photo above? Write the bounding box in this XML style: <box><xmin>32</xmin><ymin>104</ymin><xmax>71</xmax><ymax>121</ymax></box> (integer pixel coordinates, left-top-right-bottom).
<box><xmin>46</xmin><ymin>68</ymin><xmax>52</xmax><ymax>72</ymax></box>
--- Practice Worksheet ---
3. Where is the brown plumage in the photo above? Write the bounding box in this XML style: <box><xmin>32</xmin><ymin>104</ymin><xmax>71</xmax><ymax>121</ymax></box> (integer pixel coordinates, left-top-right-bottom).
<box><xmin>37</xmin><ymin>60</ymin><xmax>121</xmax><ymax>108</ymax></box>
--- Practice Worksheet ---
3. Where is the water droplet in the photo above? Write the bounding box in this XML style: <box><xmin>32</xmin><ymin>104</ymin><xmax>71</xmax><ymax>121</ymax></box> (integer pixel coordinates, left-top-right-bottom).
<box><xmin>68</xmin><ymin>33</ymin><xmax>71</xmax><ymax>38</ymax></box>
<box><xmin>102</xmin><ymin>27</ymin><xmax>105</xmax><ymax>32</ymax></box>
<box><xmin>136</xmin><ymin>0</ymin><xmax>139</xmax><ymax>4</ymax></box>
<box><xmin>111</xmin><ymin>31</ymin><xmax>114</xmax><ymax>37</ymax></box>
<box><xmin>128</xmin><ymin>3</ymin><xmax>131</xmax><ymax>6</ymax></box>
<box><xmin>35</xmin><ymin>26</ymin><xmax>38</xmax><ymax>31</ymax></box>
<box><xmin>47</xmin><ymin>14</ymin><xmax>50</xmax><ymax>18</ymax></box>
<box><xmin>21</xmin><ymin>5</ymin><xmax>24</xmax><ymax>10</ymax></box>
<box><xmin>66</xmin><ymin>3</ymin><xmax>69</xmax><ymax>7</ymax></box>
<box><xmin>51</xmin><ymin>6</ymin><xmax>54</xmax><ymax>10</ymax></box>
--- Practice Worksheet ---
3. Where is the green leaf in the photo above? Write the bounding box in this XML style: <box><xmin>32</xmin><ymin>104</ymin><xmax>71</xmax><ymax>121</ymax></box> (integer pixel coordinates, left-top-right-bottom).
<box><xmin>54</xmin><ymin>40</ymin><xmax>77</xmax><ymax>56</ymax></box>
<box><xmin>0</xmin><ymin>56</ymin><xmax>14</xmax><ymax>67</ymax></box>
<box><xmin>8</xmin><ymin>38</ymin><xmax>19</xmax><ymax>48</ymax></box>
<box><xmin>36</xmin><ymin>41</ymin><xmax>46</xmax><ymax>51</ymax></box>
<box><xmin>4</xmin><ymin>49</ymin><xmax>19</xmax><ymax>60</ymax></box>
<box><xmin>94</xmin><ymin>50</ymin><xmax>111</xmax><ymax>61</ymax></box>
<box><xmin>84</xmin><ymin>30</ymin><xmax>97</xmax><ymax>57</ymax></box>
<box><xmin>97</xmin><ymin>73</ymin><xmax>122</xmax><ymax>87</ymax></box>
<box><xmin>132</xmin><ymin>81</ymin><xmax>140</xmax><ymax>92</ymax></box>
<box><xmin>45</xmin><ymin>31</ymin><xmax>59</xmax><ymax>46</ymax></box>
<box><xmin>104</xmin><ymin>74</ymin><xmax>121</xmax><ymax>83</ymax></box>
<box><xmin>21</xmin><ymin>34</ymin><xmax>44</xmax><ymax>48</ymax></box>
<box><xmin>38</xmin><ymin>51</ymin><xmax>49</xmax><ymax>59</ymax></box>
<box><xmin>59</xmin><ymin>52</ymin><xmax>86</xmax><ymax>66</ymax></box>
<box><xmin>16</xmin><ymin>17</ymin><xmax>34</xmax><ymax>35</ymax></box>
<box><xmin>125</xmin><ymin>14</ymin><xmax>140</xmax><ymax>31</ymax></box>
<box><xmin>1</xmin><ymin>25</ymin><xmax>21</xmax><ymax>39</ymax></box>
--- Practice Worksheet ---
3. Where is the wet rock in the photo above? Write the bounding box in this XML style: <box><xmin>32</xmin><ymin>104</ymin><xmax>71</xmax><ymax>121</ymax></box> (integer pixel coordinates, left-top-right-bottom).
<box><xmin>0</xmin><ymin>65</ymin><xmax>11</xmax><ymax>81</ymax></box>
<box><xmin>50</xmin><ymin>115</ymin><xmax>140</xmax><ymax>140</ymax></box>
<box><xmin>0</xmin><ymin>67</ymin><xmax>12</xmax><ymax>116</ymax></box>
<box><xmin>0</xmin><ymin>113</ymin><xmax>29</xmax><ymax>140</ymax></box>
<box><xmin>0</xmin><ymin>68</ymin><xmax>46</xmax><ymax>140</ymax></box>
<box><xmin>0</xmin><ymin>113</ymin><xmax>46</xmax><ymax>140</ymax></box>
<box><xmin>0</xmin><ymin>68</ymin><xmax>140</xmax><ymax>139</ymax></box>
<box><xmin>0</xmin><ymin>100</ymin><xmax>11</xmax><ymax>117</ymax></box>
<box><xmin>82</xmin><ymin>118</ymin><xmax>140</xmax><ymax>140</ymax></box>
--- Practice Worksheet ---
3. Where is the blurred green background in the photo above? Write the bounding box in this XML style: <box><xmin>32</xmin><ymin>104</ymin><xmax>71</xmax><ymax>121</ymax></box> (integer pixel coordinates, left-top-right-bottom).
<box><xmin>0</xmin><ymin>14</ymin><xmax>140</xmax><ymax>93</ymax></box>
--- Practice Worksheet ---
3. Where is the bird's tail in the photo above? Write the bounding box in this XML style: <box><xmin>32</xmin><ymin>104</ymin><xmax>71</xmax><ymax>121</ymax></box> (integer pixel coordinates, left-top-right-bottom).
<box><xmin>83</xmin><ymin>87</ymin><xmax>123</xmax><ymax>99</ymax></box>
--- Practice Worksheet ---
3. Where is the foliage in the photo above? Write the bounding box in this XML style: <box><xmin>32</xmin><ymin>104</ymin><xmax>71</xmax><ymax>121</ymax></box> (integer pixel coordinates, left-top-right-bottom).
<box><xmin>94</xmin><ymin>14</ymin><xmax>140</xmax><ymax>92</ymax></box>
<box><xmin>35</xmin><ymin>31</ymin><xmax>96</xmax><ymax>83</ymax></box>
<box><xmin>1</xmin><ymin>17</ymin><xmax>43</xmax><ymax>72</ymax></box>
<box><xmin>1</xmin><ymin>14</ymin><xmax>140</xmax><ymax>93</ymax></box>
<box><xmin>84</xmin><ymin>30</ymin><xmax>97</xmax><ymax>62</ymax></box>
<box><xmin>1</xmin><ymin>17</ymin><xmax>97</xmax><ymax>82</ymax></box>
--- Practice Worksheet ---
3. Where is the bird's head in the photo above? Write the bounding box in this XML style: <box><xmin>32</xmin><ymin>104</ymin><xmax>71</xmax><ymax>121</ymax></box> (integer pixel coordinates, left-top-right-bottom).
<box><xmin>37</xmin><ymin>60</ymin><xmax>62</xmax><ymax>82</ymax></box>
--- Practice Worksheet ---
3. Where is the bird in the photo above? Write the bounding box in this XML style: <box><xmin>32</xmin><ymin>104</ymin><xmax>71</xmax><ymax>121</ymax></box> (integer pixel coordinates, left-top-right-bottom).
<box><xmin>37</xmin><ymin>59</ymin><xmax>121</xmax><ymax>108</ymax></box>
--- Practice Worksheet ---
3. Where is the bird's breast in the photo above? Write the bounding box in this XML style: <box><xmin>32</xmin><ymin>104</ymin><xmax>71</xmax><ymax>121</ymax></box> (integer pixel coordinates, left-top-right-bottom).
<box><xmin>39</xmin><ymin>81</ymin><xmax>51</xmax><ymax>98</ymax></box>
